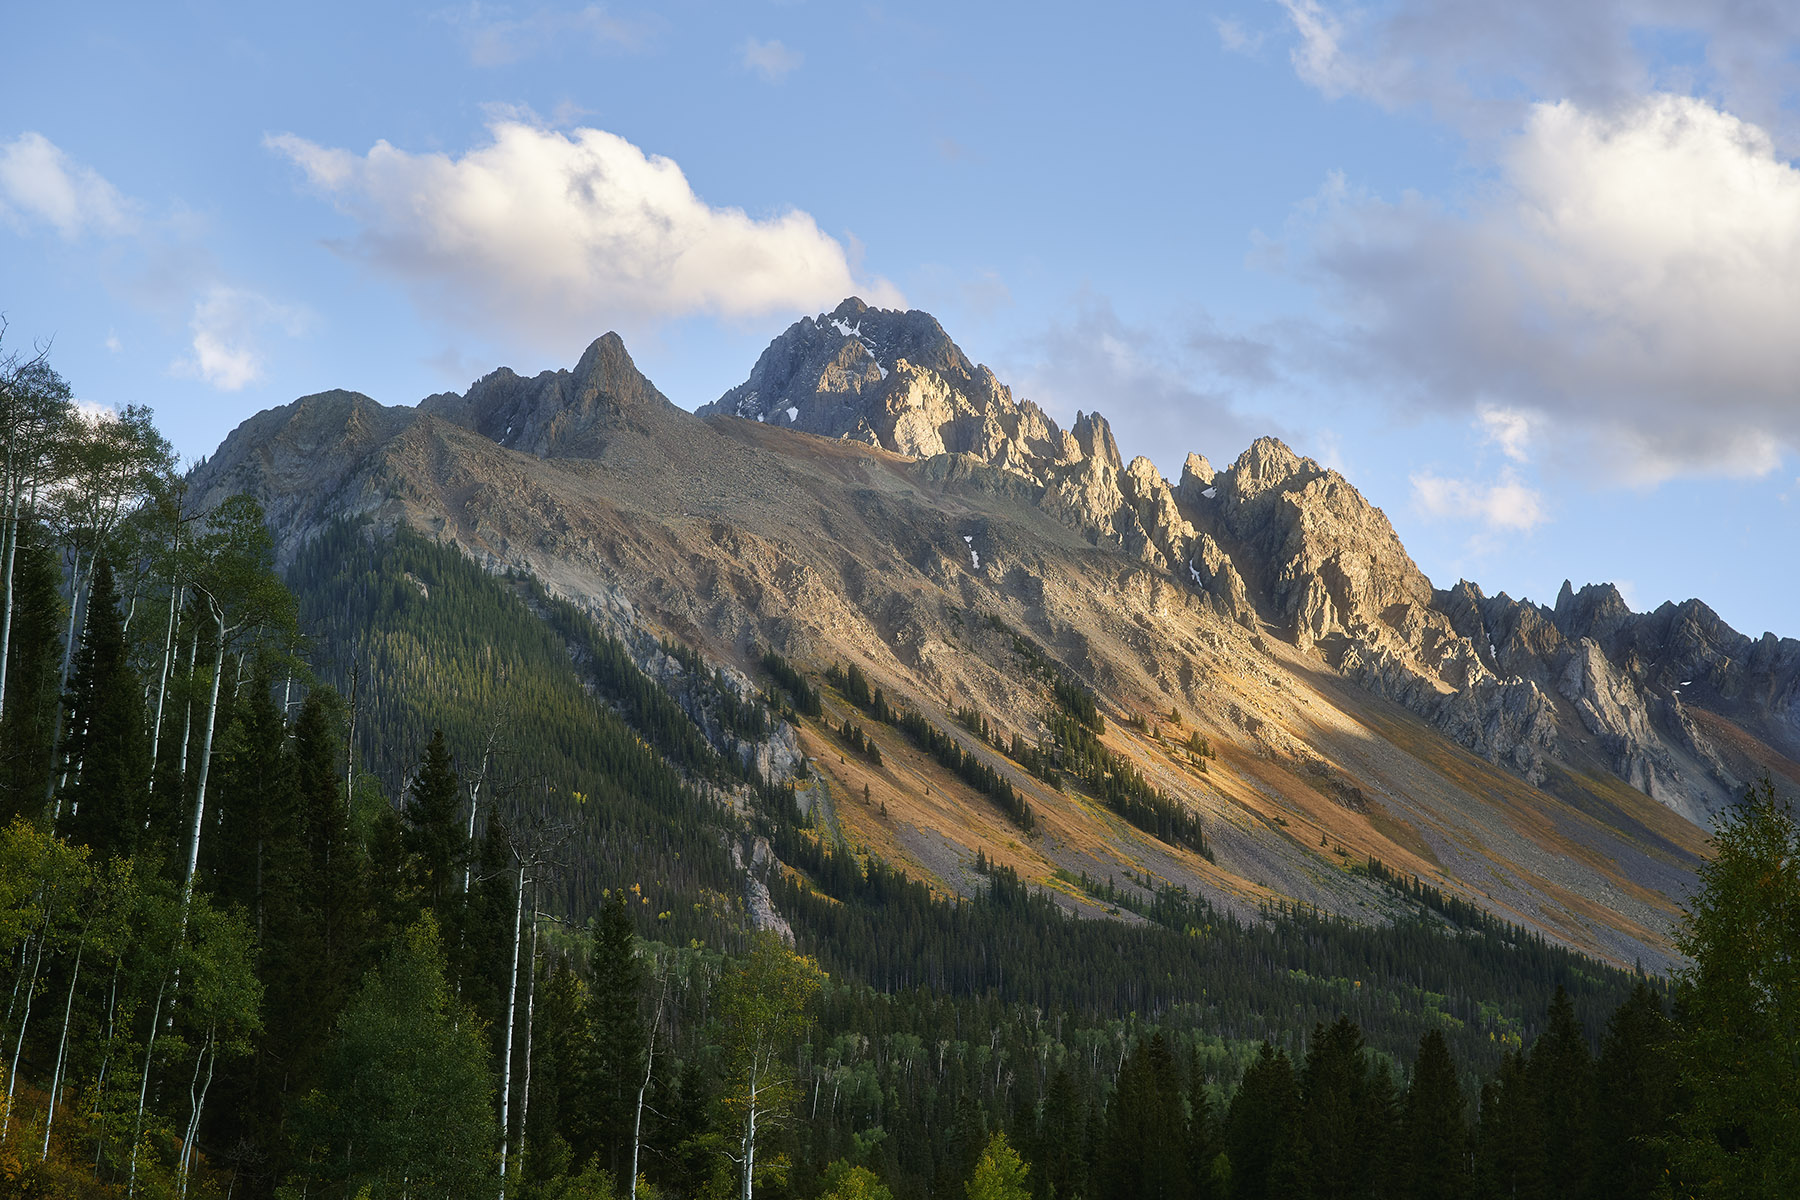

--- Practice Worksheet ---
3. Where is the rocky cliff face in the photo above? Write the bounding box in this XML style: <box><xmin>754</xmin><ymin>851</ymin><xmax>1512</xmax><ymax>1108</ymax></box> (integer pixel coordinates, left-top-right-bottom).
<box><xmin>695</xmin><ymin>302</ymin><xmax>1798</xmax><ymax>824</ymax></box>
<box><xmin>188</xmin><ymin>299</ymin><xmax>1800</xmax><ymax>968</ymax></box>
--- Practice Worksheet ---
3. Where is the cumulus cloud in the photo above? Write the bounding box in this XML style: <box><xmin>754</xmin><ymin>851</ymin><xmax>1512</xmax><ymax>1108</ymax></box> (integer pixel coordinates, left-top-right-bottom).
<box><xmin>740</xmin><ymin>37</ymin><xmax>803</xmax><ymax>82</ymax></box>
<box><xmin>1411</xmin><ymin>468</ymin><xmax>1548</xmax><ymax>532</ymax></box>
<box><xmin>267</xmin><ymin>120</ymin><xmax>898</xmax><ymax>345</ymax></box>
<box><xmin>0</xmin><ymin>132</ymin><xmax>135</xmax><ymax>239</ymax></box>
<box><xmin>172</xmin><ymin>286</ymin><xmax>310</xmax><ymax>391</ymax></box>
<box><xmin>1302</xmin><ymin>94</ymin><xmax>1800</xmax><ymax>482</ymax></box>
<box><xmin>1275</xmin><ymin>0</ymin><xmax>1800</xmax><ymax>145</ymax></box>
<box><xmin>437</xmin><ymin>4</ymin><xmax>653</xmax><ymax>66</ymax></box>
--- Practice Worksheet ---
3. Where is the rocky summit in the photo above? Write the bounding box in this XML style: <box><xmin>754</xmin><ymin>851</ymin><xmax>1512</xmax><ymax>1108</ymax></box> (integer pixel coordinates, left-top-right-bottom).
<box><xmin>194</xmin><ymin>298</ymin><xmax>1800</xmax><ymax>970</ymax></box>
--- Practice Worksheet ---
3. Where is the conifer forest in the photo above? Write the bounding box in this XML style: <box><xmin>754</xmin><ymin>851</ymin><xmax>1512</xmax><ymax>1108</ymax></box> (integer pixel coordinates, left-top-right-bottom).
<box><xmin>2</xmin><ymin>346</ymin><xmax>1797</xmax><ymax>1200</ymax></box>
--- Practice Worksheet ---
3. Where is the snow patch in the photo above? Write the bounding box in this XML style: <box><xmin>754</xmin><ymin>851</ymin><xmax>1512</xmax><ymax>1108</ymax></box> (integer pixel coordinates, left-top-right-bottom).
<box><xmin>1188</xmin><ymin>562</ymin><xmax>1204</xmax><ymax>587</ymax></box>
<box><xmin>756</xmin><ymin>413</ymin><xmax>764</xmax><ymax>422</ymax></box>
<box><xmin>785</xmin><ymin>406</ymin><xmax>799</xmax><ymax>422</ymax></box>
<box><xmin>856</xmin><ymin>339</ymin><xmax>889</xmax><ymax>380</ymax></box>
<box><xmin>1681</xmin><ymin>680</ymin><xmax>1693</xmax><ymax>686</ymax></box>
<box><xmin>962</xmin><ymin>534</ymin><xmax>980</xmax><ymax>570</ymax></box>
<box><xmin>1201</xmin><ymin>486</ymin><xmax>1218</xmax><ymax>499</ymax></box>
<box><xmin>829</xmin><ymin>317</ymin><xmax>863</xmax><ymax>338</ymax></box>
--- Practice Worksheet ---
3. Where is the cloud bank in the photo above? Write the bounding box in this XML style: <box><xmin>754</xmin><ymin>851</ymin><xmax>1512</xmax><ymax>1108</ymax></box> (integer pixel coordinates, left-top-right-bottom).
<box><xmin>1303</xmin><ymin>94</ymin><xmax>1800</xmax><ymax>482</ymax></box>
<box><xmin>1277</xmin><ymin>0</ymin><xmax>1800</xmax><ymax>145</ymax></box>
<box><xmin>267</xmin><ymin>121</ymin><xmax>899</xmax><ymax>345</ymax></box>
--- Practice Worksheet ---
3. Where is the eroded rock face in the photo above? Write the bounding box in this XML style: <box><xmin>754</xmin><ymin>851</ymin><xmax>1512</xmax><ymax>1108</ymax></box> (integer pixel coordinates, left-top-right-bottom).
<box><xmin>698</xmin><ymin>298</ymin><xmax>1063</xmax><ymax>472</ymax></box>
<box><xmin>198</xmin><ymin>297</ymin><xmax>1800</xmax><ymax>828</ymax></box>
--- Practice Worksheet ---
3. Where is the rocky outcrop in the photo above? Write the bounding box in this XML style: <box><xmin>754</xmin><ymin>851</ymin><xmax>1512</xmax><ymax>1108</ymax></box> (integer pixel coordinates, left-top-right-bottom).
<box><xmin>698</xmin><ymin>297</ymin><xmax>1063</xmax><ymax>472</ymax></box>
<box><xmin>420</xmin><ymin>332</ymin><xmax>671</xmax><ymax>457</ymax></box>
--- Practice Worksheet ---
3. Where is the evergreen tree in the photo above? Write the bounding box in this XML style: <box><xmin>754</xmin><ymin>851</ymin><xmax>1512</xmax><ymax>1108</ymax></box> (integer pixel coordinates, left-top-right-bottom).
<box><xmin>1527</xmin><ymin>986</ymin><xmax>1592</xmax><ymax>1200</ymax></box>
<box><xmin>1401</xmin><ymin>1031</ymin><xmax>1470</xmax><ymax>1200</ymax></box>
<box><xmin>1665</xmin><ymin>777</ymin><xmax>1800</xmax><ymax>1199</ymax></box>
<box><xmin>1226</xmin><ymin>1042</ymin><xmax>1306</xmax><ymax>1200</ymax></box>
<box><xmin>1097</xmin><ymin>1032</ymin><xmax>1185</xmax><ymax>1200</ymax></box>
<box><xmin>1036</xmin><ymin>1066</ymin><xmax>1090</xmax><ymax>1200</ymax></box>
<box><xmin>0</xmin><ymin>519</ymin><xmax>62</xmax><ymax>822</ymax></box>
<box><xmin>582</xmin><ymin>889</ymin><xmax>646</xmax><ymax>1175</ymax></box>
<box><xmin>1474</xmin><ymin>1050</ymin><xmax>1542</xmax><ymax>1200</ymax></box>
<box><xmin>57</xmin><ymin>556</ymin><xmax>151</xmax><ymax>859</ymax></box>
<box><xmin>291</xmin><ymin>915</ymin><xmax>498</xmax><ymax>1198</ymax></box>
<box><xmin>403</xmin><ymin>727</ymin><xmax>465</xmax><ymax>923</ymax></box>
<box><xmin>1299</xmin><ymin>1016</ymin><xmax>1384</xmax><ymax>1200</ymax></box>
<box><xmin>1590</xmin><ymin>981</ymin><xmax>1673</xmax><ymax>1200</ymax></box>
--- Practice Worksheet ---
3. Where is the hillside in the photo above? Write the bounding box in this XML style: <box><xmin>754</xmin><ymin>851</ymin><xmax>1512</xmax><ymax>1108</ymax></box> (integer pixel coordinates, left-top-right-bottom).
<box><xmin>191</xmin><ymin>299</ymin><xmax>1800</xmax><ymax>971</ymax></box>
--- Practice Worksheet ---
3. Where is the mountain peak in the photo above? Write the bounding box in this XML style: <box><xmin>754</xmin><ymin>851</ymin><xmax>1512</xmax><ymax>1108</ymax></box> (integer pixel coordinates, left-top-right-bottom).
<box><xmin>422</xmin><ymin>331</ymin><xmax>669</xmax><ymax>456</ymax></box>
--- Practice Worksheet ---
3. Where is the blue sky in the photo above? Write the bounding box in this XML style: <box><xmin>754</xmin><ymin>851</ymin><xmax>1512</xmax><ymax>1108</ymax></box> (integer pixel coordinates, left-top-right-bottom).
<box><xmin>5</xmin><ymin>2</ymin><xmax>1798</xmax><ymax>638</ymax></box>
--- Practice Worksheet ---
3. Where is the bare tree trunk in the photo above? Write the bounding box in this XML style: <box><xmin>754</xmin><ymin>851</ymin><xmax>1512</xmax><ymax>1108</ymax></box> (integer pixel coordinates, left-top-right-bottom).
<box><xmin>148</xmin><ymin>581</ymin><xmax>183</xmax><ymax>797</ymax></box>
<box><xmin>1</xmin><ymin>919</ymin><xmax>50</xmax><ymax>1141</ymax></box>
<box><xmin>178</xmin><ymin>1023</ymin><xmax>216</xmax><ymax>1197</ymax></box>
<box><xmin>343</xmin><ymin>657</ymin><xmax>359</xmax><ymax>820</ymax></box>
<box><xmin>630</xmin><ymin>973</ymin><xmax>669</xmax><ymax>1200</ymax></box>
<box><xmin>48</xmin><ymin>550</ymin><xmax>91</xmax><ymax>814</ymax></box>
<box><xmin>0</xmin><ymin>482</ymin><xmax>22</xmax><ymax>722</ymax></box>
<box><xmin>178</xmin><ymin>625</ymin><xmax>199</xmax><ymax>795</ymax></box>
<box><xmin>516</xmin><ymin>882</ymin><xmax>541</xmax><ymax>1183</ymax></box>
<box><xmin>40</xmin><ymin>932</ymin><xmax>84</xmax><ymax>1159</ymax></box>
<box><xmin>127</xmin><ymin>973</ymin><xmax>170</xmax><ymax>1198</ymax></box>
<box><xmin>182</xmin><ymin>604</ymin><xmax>228</xmax><ymax>902</ymax></box>
<box><xmin>497</xmin><ymin>864</ymin><xmax>527</xmax><ymax>1200</ymax></box>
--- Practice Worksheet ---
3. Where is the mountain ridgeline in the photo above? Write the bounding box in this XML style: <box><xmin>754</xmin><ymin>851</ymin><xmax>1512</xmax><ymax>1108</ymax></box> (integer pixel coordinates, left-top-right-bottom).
<box><xmin>6</xmin><ymin>302</ymin><xmax>1798</xmax><ymax>1198</ymax></box>
<box><xmin>192</xmin><ymin>297</ymin><xmax>1799</xmax><ymax>973</ymax></box>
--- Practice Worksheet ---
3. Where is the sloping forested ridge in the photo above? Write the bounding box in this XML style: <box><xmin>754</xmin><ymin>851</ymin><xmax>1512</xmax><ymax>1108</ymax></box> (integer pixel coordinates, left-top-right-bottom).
<box><xmin>1</xmin><ymin>359</ymin><xmax>1795</xmax><ymax>1198</ymax></box>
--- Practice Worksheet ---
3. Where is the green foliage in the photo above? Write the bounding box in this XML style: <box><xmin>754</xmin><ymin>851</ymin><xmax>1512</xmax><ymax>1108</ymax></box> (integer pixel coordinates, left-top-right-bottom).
<box><xmin>1665</xmin><ymin>776</ymin><xmax>1800</xmax><ymax>1198</ymax></box>
<box><xmin>965</xmin><ymin>1131</ymin><xmax>1029</xmax><ymax>1200</ymax></box>
<box><xmin>291</xmin><ymin>915</ymin><xmax>497</xmax><ymax>1198</ymax></box>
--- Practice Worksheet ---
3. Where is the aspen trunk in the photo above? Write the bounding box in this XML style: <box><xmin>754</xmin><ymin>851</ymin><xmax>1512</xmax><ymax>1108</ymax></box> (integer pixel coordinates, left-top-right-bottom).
<box><xmin>39</xmin><ymin>933</ymin><xmax>84</xmax><ymax>1160</ymax></box>
<box><xmin>182</xmin><ymin>605</ymin><xmax>227</xmax><ymax>901</ymax></box>
<box><xmin>148</xmin><ymin>581</ymin><xmax>182</xmax><ymax>797</ymax></box>
<box><xmin>0</xmin><ymin>483</ymin><xmax>22</xmax><ymax>722</ymax></box>
<box><xmin>497</xmin><ymin>864</ymin><xmax>527</xmax><ymax>1200</ymax></box>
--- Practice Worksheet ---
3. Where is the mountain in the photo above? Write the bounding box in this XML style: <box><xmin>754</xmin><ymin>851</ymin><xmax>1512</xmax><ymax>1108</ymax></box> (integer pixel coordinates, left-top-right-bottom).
<box><xmin>191</xmin><ymin>299</ymin><xmax>1800</xmax><ymax>971</ymax></box>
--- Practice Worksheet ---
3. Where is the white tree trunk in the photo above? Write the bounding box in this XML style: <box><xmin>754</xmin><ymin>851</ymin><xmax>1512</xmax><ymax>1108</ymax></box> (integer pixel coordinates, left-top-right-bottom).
<box><xmin>178</xmin><ymin>626</ymin><xmax>199</xmax><ymax>794</ymax></box>
<box><xmin>2</xmin><ymin>919</ymin><xmax>50</xmax><ymax>1141</ymax></box>
<box><xmin>0</xmin><ymin>483</ymin><xmax>23</xmax><ymax>722</ymax></box>
<box><xmin>127</xmin><ymin>973</ymin><xmax>170</xmax><ymax>1198</ymax></box>
<box><xmin>181</xmin><ymin>605</ymin><xmax>227</xmax><ymax>902</ymax></box>
<box><xmin>630</xmin><ymin>974</ymin><xmax>668</xmax><ymax>1200</ymax></box>
<box><xmin>39</xmin><ymin>933</ymin><xmax>83</xmax><ymax>1160</ymax></box>
<box><xmin>47</xmin><ymin>551</ymin><xmax>91</xmax><ymax>814</ymax></box>
<box><xmin>148</xmin><ymin>581</ymin><xmax>183</xmax><ymax>797</ymax></box>
<box><xmin>497</xmin><ymin>864</ymin><xmax>527</xmax><ymax>1200</ymax></box>
<box><xmin>516</xmin><ymin>883</ymin><xmax>541</xmax><ymax>1182</ymax></box>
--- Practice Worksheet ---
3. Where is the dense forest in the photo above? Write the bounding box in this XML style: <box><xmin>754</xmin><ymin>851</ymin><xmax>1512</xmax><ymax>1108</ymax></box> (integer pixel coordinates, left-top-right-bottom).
<box><xmin>1</xmin><ymin>342</ymin><xmax>1796</xmax><ymax>1198</ymax></box>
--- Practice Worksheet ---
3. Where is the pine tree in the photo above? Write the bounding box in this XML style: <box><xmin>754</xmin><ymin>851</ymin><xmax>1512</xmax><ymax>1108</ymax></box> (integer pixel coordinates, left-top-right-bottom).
<box><xmin>1589</xmin><ymin>981</ymin><xmax>1673</xmax><ymax>1200</ymax></box>
<box><xmin>1402</xmin><ymin>1031</ymin><xmax>1469</xmax><ymax>1200</ymax></box>
<box><xmin>582</xmin><ymin>890</ymin><xmax>646</xmax><ymax>1175</ymax></box>
<box><xmin>1474</xmin><ymin>1050</ymin><xmax>1542</xmax><ymax>1200</ymax></box>
<box><xmin>1300</xmin><ymin>1016</ymin><xmax>1382</xmax><ymax>1200</ymax></box>
<box><xmin>290</xmin><ymin>915</ymin><xmax>498</xmax><ymax>1197</ymax></box>
<box><xmin>1528</xmin><ymin>987</ymin><xmax>1592</xmax><ymax>1200</ymax></box>
<box><xmin>403</xmin><ymin>727</ymin><xmax>465</xmax><ymax>923</ymax></box>
<box><xmin>1665</xmin><ymin>777</ymin><xmax>1800</xmax><ymax>1198</ymax></box>
<box><xmin>0</xmin><ymin>518</ymin><xmax>62</xmax><ymax>822</ymax></box>
<box><xmin>57</xmin><ymin>556</ymin><xmax>151</xmax><ymax>859</ymax></box>
<box><xmin>1226</xmin><ymin>1042</ymin><xmax>1306</xmax><ymax>1200</ymax></box>
<box><xmin>1097</xmin><ymin>1032</ymin><xmax>1185</xmax><ymax>1200</ymax></box>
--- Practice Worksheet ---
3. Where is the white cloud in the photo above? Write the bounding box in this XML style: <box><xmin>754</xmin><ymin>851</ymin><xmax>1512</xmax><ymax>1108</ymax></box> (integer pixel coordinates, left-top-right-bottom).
<box><xmin>1477</xmin><ymin>407</ymin><xmax>1535</xmax><ymax>462</ymax></box>
<box><xmin>740</xmin><ymin>37</ymin><xmax>803</xmax><ymax>82</ymax></box>
<box><xmin>266</xmin><ymin>120</ymin><xmax>899</xmax><ymax>344</ymax></box>
<box><xmin>437</xmin><ymin>4</ymin><xmax>652</xmax><ymax>67</ymax></box>
<box><xmin>1303</xmin><ymin>94</ymin><xmax>1800</xmax><ymax>482</ymax></box>
<box><xmin>172</xmin><ymin>286</ymin><xmax>310</xmax><ymax>392</ymax></box>
<box><xmin>1273</xmin><ymin>0</ymin><xmax>1800</xmax><ymax>146</ymax></box>
<box><xmin>0</xmin><ymin>133</ymin><xmax>135</xmax><ymax>240</ymax></box>
<box><xmin>1411</xmin><ymin>468</ymin><xmax>1548</xmax><ymax>532</ymax></box>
